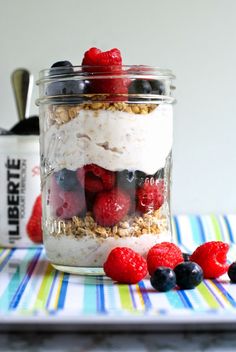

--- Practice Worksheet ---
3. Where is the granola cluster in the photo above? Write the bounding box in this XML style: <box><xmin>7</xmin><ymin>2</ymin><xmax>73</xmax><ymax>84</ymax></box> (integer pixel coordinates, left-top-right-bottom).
<box><xmin>47</xmin><ymin>207</ymin><xmax>168</xmax><ymax>240</ymax></box>
<box><xmin>48</xmin><ymin>101</ymin><xmax>157</xmax><ymax>125</ymax></box>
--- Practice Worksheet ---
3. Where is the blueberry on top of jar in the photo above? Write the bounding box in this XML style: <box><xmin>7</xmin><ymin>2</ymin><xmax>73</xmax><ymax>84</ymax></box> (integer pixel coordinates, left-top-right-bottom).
<box><xmin>128</xmin><ymin>79</ymin><xmax>166</xmax><ymax>101</ymax></box>
<box><xmin>128</xmin><ymin>80</ymin><xmax>152</xmax><ymax>94</ymax></box>
<box><xmin>150</xmin><ymin>80</ymin><xmax>166</xmax><ymax>95</ymax></box>
<box><xmin>50</xmin><ymin>60</ymin><xmax>73</xmax><ymax>75</ymax></box>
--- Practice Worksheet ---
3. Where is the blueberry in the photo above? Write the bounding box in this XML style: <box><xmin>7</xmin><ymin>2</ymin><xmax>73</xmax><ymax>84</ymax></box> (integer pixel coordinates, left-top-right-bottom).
<box><xmin>150</xmin><ymin>80</ymin><xmax>166</xmax><ymax>95</ymax></box>
<box><xmin>46</xmin><ymin>80</ymin><xmax>90</xmax><ymax>97</ymax></box>
<box><xmin>150</xmin><ymin>267</ymin><xmax>176</xmax><ymax>292</ymax></box>
<box><xmin>54</xmin><ymin>168</ymin><xmax>79</xmax><ymax>191</ymax></box>
<box><xmin>117</xmin><ymin>170</ymin><xmax>136</xmax><ymax>190</ymax></box>
<box><xmin>128</xmin><ymin>80</ymin><xmax>152</xmax><ymax>94</ymax></box>
<box><xmin>182</xmin><ymin>253</ymin><xmax>191</xmax><ymax>262</ymax></box>
<box><xmin>117</xmin><ymin>170</ymin><xmax>147</xmax><ymax>189</ymax></box>
<box><xmin>228</xmin><ymin>262</ymin><xmax>236</xmax><ymax>283</ymax></box>
<box><xmin>153</xmin><ymin>168</ymin><xmax>164</xmax><ymax>180</ymax></box>
<box><xmin>50</xmin><ymin>61</ymin><xmax>73</xmax><ymax>75</ymax></box>
<box><xmin>174</xmin><ymin>262</ymin><xmax>203</xmax><ymax>289</ymax></box>
<box><xmin>135</xmin><ymin>171</ymin><xmax>147</xmax><ymax>187</ymax></box>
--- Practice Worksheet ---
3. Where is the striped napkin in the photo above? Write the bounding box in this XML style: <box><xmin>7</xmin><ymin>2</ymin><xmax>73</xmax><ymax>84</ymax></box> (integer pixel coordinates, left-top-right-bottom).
<box><xmin>0</xmin><ymin>215</ymin><xmax>236</xmax><ymax>319</ymax></box>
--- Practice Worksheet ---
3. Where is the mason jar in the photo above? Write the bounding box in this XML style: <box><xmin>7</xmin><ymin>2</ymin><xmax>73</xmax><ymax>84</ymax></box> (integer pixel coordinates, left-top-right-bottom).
<box><xmin>37</xmin><ymin>65</ymin><xmax>175</xmax><ymax>274</ymax></box>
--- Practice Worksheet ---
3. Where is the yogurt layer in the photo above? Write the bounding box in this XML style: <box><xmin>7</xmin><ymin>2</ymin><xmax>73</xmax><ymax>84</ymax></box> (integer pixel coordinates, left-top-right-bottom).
<box><xmin>44</xmin><ymin>231</ymin><xmax>171</xmax><ymax>267</ymax></box>
<box><xmin>44</xmin><ymin>104</ymin><xmax>173</xmax><ymax>175</ymax></box>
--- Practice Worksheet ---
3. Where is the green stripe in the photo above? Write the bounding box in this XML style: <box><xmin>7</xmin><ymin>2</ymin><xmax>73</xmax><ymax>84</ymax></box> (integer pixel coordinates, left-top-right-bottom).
<box><xmin>33</xmin><ymin>264</ymin><xmax>56</xmax><ymax>310</ymax></box>
<box><xmin>83</xmin><ymin>277</ymin><xmax>97</xmax><ymax>314</ymax></box>
<box><xmin>118</xmin><ymin>284</ymin><xmax>134</xmax><ymax>311</ymax></box>
<box><xmin>196</xmin><ymin>282</ymin><xmax>220</xmax><ymax>309</ymax></box>
<box><xmin>210</xmin><ymin>215</ymin><xmax>223</xmax><ymax>241</ymax></box>
<box><xmin>0</xmin><ymin>249</ymin><xmax>36</xmax><ymax>311</ymax></box>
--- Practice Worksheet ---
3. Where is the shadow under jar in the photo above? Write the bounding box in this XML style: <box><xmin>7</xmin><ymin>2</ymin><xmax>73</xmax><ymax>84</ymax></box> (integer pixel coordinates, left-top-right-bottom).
<box><xmin>36</xmin><ymin>65</ymin><xmax>176</xmax><ymax>275</ymax></box>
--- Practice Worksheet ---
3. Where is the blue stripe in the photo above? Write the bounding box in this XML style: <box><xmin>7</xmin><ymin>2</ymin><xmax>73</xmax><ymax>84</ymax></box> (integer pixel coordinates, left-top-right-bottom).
<box><xmin>189</xmin><ymin>215</ymin><xmax>205</xmax><ymax>245</ymax></box>
<box><xmin>138</xmin><ymin>281</ymin><xmax>152</xmax><ymax>310</ymax></box>
<box><xmin>96</xmin><ymin>279</ymin><xmax>106</xmax><ymax>314</ymax></box>
<box><xmin>9</xmin><ymin>249</ymin><xmax>41</xmax><ymax>309</ymax></box>
<box><xmin>0</xmin><ymin>249</ymin><xmax>6</xmax><ymax>258</ymax></box>
<box><xmin>196</xmin><ymin>215</ymin><xmax>206</xmax><ymax>243</ymax></box>
<box><xmin>173</xmin><ymin>216</ymin><xmax>182</xmax><ymax>245</ymax></box>
<box><xmin>57</xmin><ymin>273</ymin><xmax>70</xmax><ymax>309</ymax></box>
<box><xmin>203</xmin><ymin>280</ymin><xmax>225</xmax><ymax>308</ymax></box>
<box><xmin>46</xmin><ymin>270</ymin><xmax>59</xmax><ymax>309</ymax></box>
<box><xmin>223</xmin><ymin>215</ymin><xmax>234</xmax><ymax>243</ymax></box>
<box><xmin>129</xmin><ymin>285</ymin><xmax>137</xmax><ymax>309</ymax></box>
<box><xmin>213</xmin><ymin>280</ymin><xmax>236</xmax><ymax>308</ymax></box>
<box><xmin>165</xmin><ymin>290</ymin><xmax>185</xmax><ymax>309</ymax></box>
<box><xmin>177</xmin><ymin>290</ymin><xmax>193</xmax><ymax>308</ymax></box>
<box><xmin>0</xmin><ymin>249</ymin><xmax>15</xmax><ymax>271</ymax></box>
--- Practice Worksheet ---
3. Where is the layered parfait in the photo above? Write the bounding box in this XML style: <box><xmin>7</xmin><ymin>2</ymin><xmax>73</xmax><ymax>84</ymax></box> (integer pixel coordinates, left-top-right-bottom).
<box><xmin>38</xmin><ymin>47</ymin><xmax>175</xmax><ymax>270</ymax></box>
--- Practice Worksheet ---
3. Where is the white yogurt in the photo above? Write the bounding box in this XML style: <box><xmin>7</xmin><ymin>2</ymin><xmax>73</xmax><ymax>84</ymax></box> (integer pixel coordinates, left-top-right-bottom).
<box><xmin>44</xmin><ymin>104</ymin><xmax>173</xmax><ymax>175</ymax></box>
<box><xmin>44</xmin><ymin>231</ymin><xmax>171</xmax><ymax>267</ymax></box>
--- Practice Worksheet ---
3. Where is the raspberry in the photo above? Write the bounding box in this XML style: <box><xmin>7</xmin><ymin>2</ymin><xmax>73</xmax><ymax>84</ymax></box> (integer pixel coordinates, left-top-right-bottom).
<box><xmin>190</xmin><ymin>241</ymin><xmax>229</xmax><ymax>279</ymax></box>
<box><xmin>76</xmin><ymin>164</ymin><xmax>115</xmax><ymax>193</ymax></box>
<box><xmin>26</xmin><ymin>195</ymin><xmax>43</xmax><ymax>243</ymax></box>
<box><xmin>93</xmin><ymin>188</ymin><xmax>130</xmax><ymax>226</ymax></box>
<box><xmin>104</xmin><ymin>247</ymin><xmax>147</xmax><ymax>284</ymax></box>
<box><xmin>82</xmin><ymin>47</ymin><xmax>122</xmax><ymax>67</ymax></box>
<box><xmin>136</xmin><ymin>179</ymin><xmax>164</xmax><ymax>213</ymax></box>
<box><xmin>82</xmin><ymin>47</ymin><xmax>128</xmax><ymax>98</ymax></box>
<box><xmin>147</xmin><ymin>242</ymin><xmax>184</xmax><ymax>276</ymax></box>
<box><xmin>82</xmin><ymin>47</ymin><xmax>102</xmax><ymax>66</ymax></box>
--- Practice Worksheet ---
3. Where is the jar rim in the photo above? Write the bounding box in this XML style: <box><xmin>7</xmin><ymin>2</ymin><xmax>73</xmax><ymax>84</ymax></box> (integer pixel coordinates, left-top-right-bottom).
<box><xmin>37</xmin><ymin>65</ymin><xmax>175</xmax><ymax>84</ymax></box>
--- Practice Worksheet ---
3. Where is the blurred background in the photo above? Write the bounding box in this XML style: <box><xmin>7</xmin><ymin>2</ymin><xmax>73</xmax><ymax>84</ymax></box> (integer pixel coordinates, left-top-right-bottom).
<box><xmin>0</xmin><ymin>0</ymin><xmax>235</xmax><ymax>214</ymax></box>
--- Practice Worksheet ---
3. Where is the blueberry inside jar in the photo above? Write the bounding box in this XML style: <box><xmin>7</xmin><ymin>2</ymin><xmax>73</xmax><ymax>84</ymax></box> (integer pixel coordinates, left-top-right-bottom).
<box><xmin>37</xmin><ymin>48</ymin><xmax>175</xmax><ymax>274</ymax></box>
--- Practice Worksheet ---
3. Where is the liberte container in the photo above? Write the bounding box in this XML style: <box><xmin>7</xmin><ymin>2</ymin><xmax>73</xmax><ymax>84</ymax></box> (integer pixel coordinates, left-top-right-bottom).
<box><xmin>37</xmin><ymin>66</ymin><xmax>175</xmax><ymax>274</ymax></box>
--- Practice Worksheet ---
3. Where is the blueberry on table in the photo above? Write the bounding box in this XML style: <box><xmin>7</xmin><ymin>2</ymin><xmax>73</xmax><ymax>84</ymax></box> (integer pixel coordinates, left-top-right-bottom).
<box><xmin>150</xmin><ymin>80</ymin><xmax>166</xmax><ymax>95</ymax></box>
<box><xmin>228</xmin><ymin>262</ymin><xmax>236</xmax><ymax>283</ymax></box>
<box><xmin>128</xmin><ymin>79</ymin><xmax>152</xmax><ymax>94</ymax></box>
<box><xmin>54</xmin><ymin>168</ymin><xmax>79</xmax><ymax>191</ymax></box>
<box><xmin>174</xmin><ymin>262</ymin><xmax>203</xmax><ymax>289</ymax></box>
<box><xmin>150</xmin><ymin>267</ymin><xmax>176</xmax><ymax>292</ymax></box>
<box><xmin>182</xmin><ymin>253</ymin><xmax>191</xmax><ymax>262</ymax></box>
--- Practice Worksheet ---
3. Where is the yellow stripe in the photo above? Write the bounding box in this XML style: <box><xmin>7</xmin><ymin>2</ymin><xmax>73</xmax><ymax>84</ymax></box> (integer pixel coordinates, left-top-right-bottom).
<box><xmin>0</xmin><ymin>249</ymin><xmax>10</xmax><ymax>265</ymax></box>
<box><xmin>33</xmin><ymin>264</ymin><xmax>55</xmax><ymax>310</ymax></box>
<box><xmin>209</xmin><ymin>281</ymin><xmax>231</xmax><ymax>308</ymax></box>
<box><xmin>135</xmin><ymin>284</ymin><xmax>145</xmax><ymax>309</ymax></box>
<box><xmin>54</xmin><ymin>271</ymin><xmax>64</xmax><ymax>309</ymax></box>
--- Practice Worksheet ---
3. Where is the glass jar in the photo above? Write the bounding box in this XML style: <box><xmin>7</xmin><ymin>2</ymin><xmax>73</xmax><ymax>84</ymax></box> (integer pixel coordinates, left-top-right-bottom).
<box><xmin>37</xmin><ymin>65</ymin><xmax>175</xmax><ymax>274</ymax></box>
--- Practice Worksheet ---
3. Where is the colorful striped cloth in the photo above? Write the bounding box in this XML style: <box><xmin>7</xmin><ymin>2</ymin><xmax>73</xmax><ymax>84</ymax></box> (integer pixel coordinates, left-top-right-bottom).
<box><xmin>1</xmin><ymin>215</ymin><xmax>236</xmax><ymax>320</ymax></box>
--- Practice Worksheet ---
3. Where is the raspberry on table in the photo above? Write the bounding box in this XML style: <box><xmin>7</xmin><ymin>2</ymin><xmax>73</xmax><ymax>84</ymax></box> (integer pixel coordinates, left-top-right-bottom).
<box><xmin>76</xmin><ymin>164</ymin><xmax>115</xmax><ymax>193</ymax></box>
<box><xmin>147</xmin><ymin>242</ymin><xmax>184</xmax><ymax>276</ymax></box>
<box><xmin>190</xmin><ymin>241</ymin><xmax>229</xmax><ymax>279</ymax></box>
<box><xmin>136</xmin><ymin>179</ymin><xmax>164</xmax><ymax>213</ymax></box>
<box><xmin>103</xmin><ymin>247</ymin><xmax>148</xmax><ymax>284</ymax></box>
<box><xmin>93</xmin><ymin>188</ymin><xmax>130</xmax><ymax>227</ymax></box>
<box><xmin>26</xmin><ymin>195</ymin><xmax>43</xmax><ymax>243</ymax></box>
